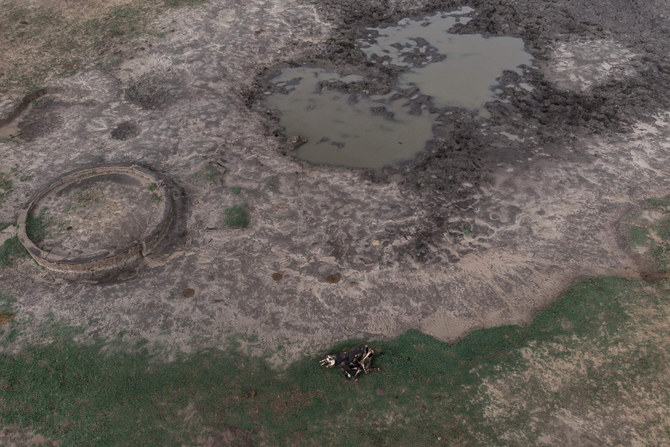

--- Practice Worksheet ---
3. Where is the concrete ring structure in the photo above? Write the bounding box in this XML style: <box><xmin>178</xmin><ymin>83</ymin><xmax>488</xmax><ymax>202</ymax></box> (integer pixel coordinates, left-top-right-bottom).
<box><xmin>17</xmin><ymin>165</ymin><xmax>173</xmax><ymax>278</ymax></box>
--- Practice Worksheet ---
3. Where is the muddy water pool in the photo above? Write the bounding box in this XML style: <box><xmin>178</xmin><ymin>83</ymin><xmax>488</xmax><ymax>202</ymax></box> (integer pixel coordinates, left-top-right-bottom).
<box><xmin>265</xmin><ymin>7</ymin><xmax>533</xmax><ymax>169</ymax></box>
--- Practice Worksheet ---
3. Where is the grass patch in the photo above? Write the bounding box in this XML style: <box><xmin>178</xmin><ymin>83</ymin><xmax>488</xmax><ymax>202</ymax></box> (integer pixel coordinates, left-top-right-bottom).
<box><xmin>25</xmin><ymin>208</ymin><xmax>53</xmax><ymax>244</ymax></box>
<box><xmin>0</xmin><ymin>277</ymin><xmax>668</xmax><ymax>445</ymax></box>
<box><xmin>222</xmin><ymin>205</ymin><xmax>249</xmax><ymax>229</ymax></box>
<box><xmin>628</xmin><ymin>225</ymin><xmax>649</xmax><ymax>247</ymax></box>
<box><xmin>230</xmin><ymin>186</ymin><xmax>242</xmax><ymax>196</ymax></box>
<box><xmin>0</xmin><ymin>235</ymin><xmax>28</xmax><ymax>268</ymax></box>
<box><xmin>0</xmin><ymin>172</ymin><xmax>13</xmax><ymax>203</ymax></box>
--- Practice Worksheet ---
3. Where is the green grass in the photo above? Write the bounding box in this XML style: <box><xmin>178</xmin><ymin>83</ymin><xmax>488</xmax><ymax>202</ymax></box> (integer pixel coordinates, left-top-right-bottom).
<box><xmin>0</xmin><ymin>277</ymin><xmax>667</xmax><ymax>445</ymax></box>
<box><xmin>25</xmin><ymin>208</ymin><xmax>53</xmax><ymax>244</ymax></box>
<box><xmin>222</xmin><ymin>205</ymin><xmax>249</xmax><ymax>229</ymax></box>
<box><xmin>230</xmin><ymin>186</ymin><xmax>242</xmax><ymax>196</ymax></box>
<box><xmin>0</xmin><ymin>294</ymin><xmax>16</xmax><ymax>315</ymax></box>
<box><xmin>145</xmin><ymin>183</ymin><xmax>163</xmax><ymax>202</ymax></box>
<box><xmin>0</xmin><ymin>235</ymin><xmax>28</xmax><ymax>268</ymax></box>
<box><xmin>628</xmin><ymin>225</ymin><xmax>649</xmax><ymax>247</ymax></box>
<box><xmin>0</xmin><ymin>173</ymin><xmax>13</xmax><ymax>203</ymax></box>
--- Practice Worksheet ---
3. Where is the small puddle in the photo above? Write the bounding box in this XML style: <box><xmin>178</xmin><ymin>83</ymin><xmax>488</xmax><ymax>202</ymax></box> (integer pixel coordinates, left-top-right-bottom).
<box><xmin>264</xmin><ymin>7</ymin><xmax>533</xmax><ymax>169</ymax></box>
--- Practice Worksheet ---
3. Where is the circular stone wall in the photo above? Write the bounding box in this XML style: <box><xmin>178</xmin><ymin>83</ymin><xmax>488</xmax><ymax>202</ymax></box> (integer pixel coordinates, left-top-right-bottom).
<box><xmin>17</xmin><ymin>165</ymin><xmax>173</xmax><ymax>277</ymax></box>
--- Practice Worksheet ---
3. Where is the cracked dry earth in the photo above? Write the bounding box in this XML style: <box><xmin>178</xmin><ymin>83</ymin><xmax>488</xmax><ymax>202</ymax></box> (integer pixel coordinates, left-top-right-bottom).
<box><xmin>1</xmin><ymin>0</ymin><xmax>670</xmax><ymax>363</ymax></box>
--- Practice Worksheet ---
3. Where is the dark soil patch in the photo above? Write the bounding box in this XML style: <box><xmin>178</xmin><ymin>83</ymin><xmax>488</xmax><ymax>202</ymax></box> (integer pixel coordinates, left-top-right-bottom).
<box><xmin>182</xmin><ymin>288</ymin><xmax>195</xmax><ymax>298</ymax></box>
<box><xmin>0</xmin><ymin>311</ymin><xmax>14</xmax><ymax>326</ymax></box>
<box><xmin>325</xmin><ymin>273</ymin><xmax>341</xmax><ymax>283</ymax></box>
<box><xmin>16</xmin><ymin>97</ymin><xmax>63</xmax><ymax>142</ymax></box>
<box><xmin>124</xmin><ymin>72</ymin><xmax>184</xmax><ymax>110</ymax></box>
<box><xmin>110</xmin><ymin>121</ymin><xmax>140</xmax><ymax>140</ymax></box>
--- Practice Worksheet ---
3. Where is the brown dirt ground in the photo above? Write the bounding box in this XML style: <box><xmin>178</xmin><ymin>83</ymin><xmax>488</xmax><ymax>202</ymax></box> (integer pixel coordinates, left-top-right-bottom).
<box><xmin>1</xmin><ymin>0</ymin><xmax>670</xmax><ymax>444</ymax></box>
<box><xmin>0</xmin><ymin>0</ymin><xmax>667</xmax><ymax>369</ymax></box>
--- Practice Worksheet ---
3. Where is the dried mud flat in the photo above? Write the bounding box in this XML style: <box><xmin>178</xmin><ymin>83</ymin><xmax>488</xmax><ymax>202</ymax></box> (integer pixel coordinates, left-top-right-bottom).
<box><xmin>1</xmin><ymin>0</ymin><xmax>669</xmax><ymax>365</ymax></box>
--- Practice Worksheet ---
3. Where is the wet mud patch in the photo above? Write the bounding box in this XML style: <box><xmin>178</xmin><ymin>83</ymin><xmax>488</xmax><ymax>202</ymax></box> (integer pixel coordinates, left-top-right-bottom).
<box><xmin>0</xmin><ymin>88</ymin><xmax>49</xmax><ymax>141</ymax></box>
<box><xmin>13</xmin><ymin>96</ymin><xmax>64</xmax><ymax>142</ymax></box>
<box><xmin>110</xmin><ymin>121</ymin><xmax>140</xmax><ymax>140</ymax></box>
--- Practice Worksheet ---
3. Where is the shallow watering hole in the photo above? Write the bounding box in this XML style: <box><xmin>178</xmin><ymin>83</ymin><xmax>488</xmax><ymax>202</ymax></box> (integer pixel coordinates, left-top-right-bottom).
<box><xmin>264</xmin><ymin>7</ymin><xmax>534</xmax><ymax>169</ymax></box>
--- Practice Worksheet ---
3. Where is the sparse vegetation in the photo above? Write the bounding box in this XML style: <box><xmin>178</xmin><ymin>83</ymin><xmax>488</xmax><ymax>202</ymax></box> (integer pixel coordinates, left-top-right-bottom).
<box><xmin>627</xmin><ymin>197</ymin><xmax>670</xmax><ymax>272</ymax></box>
<box><xmin>230</xmin><ymin>186</ymin><xmax>242</xmax><ymax>195</ymax></box>
<box><xmin>190</xmin><ymin>164</ymin><xmax>222</xmax><ymax>187</ymax></box>
<box><xmin>66</xmin><ymin>186</ymin><xmax>105</xmax><ymax>211</ymax></box>
<box><xmin>145</xmin><ymin>183</ymin><xmax>163</xmax><ymax>202</ymax></box>
<box><xmin>0</xmin><ymin>277</ymin><xmax>667</xmax><ymax>445</ymax></box>
<box><xmin>646</xmin><ymin>198</ymin><xmax>670</xmax><ymax>208</ymax></box>
<box><xmin>0</xmin><ymin>0</ymin><xmax>209</xmax><ymax>93</ymax></box>
<box><xmin>0</xmin><ymin>235</ymin><xmax>28</xmax><ymax>268</ymax></box>
<box><xmin>222</xmin><ymin>204</ymin><xmax>249</xmax><ymax>229</ymax></box>
<box><xmin>0</xmin><ymin>173</ymin><xmax>13</xmax><ymax>203</ymax></box>
<box><xmin>25</xmin><ymin>208</ymin><xmax>53</xmax><ymax>244</ymax></box>
<box><xmin>628</xmin><ymin>225</ymin><xmax>649</xmax><ymax>247</ymax></box>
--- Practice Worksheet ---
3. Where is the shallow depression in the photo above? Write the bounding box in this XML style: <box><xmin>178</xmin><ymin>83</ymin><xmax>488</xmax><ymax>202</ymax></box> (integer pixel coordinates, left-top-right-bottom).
<box><xmin>31</xmin><ymin>173</ymin><xmax>164</xmax><ymax>257</ymax></box>
<box><xmin>264</xmin><ymin>7</ymin><xmax>534</xmax><ymax>169</ymax></box>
